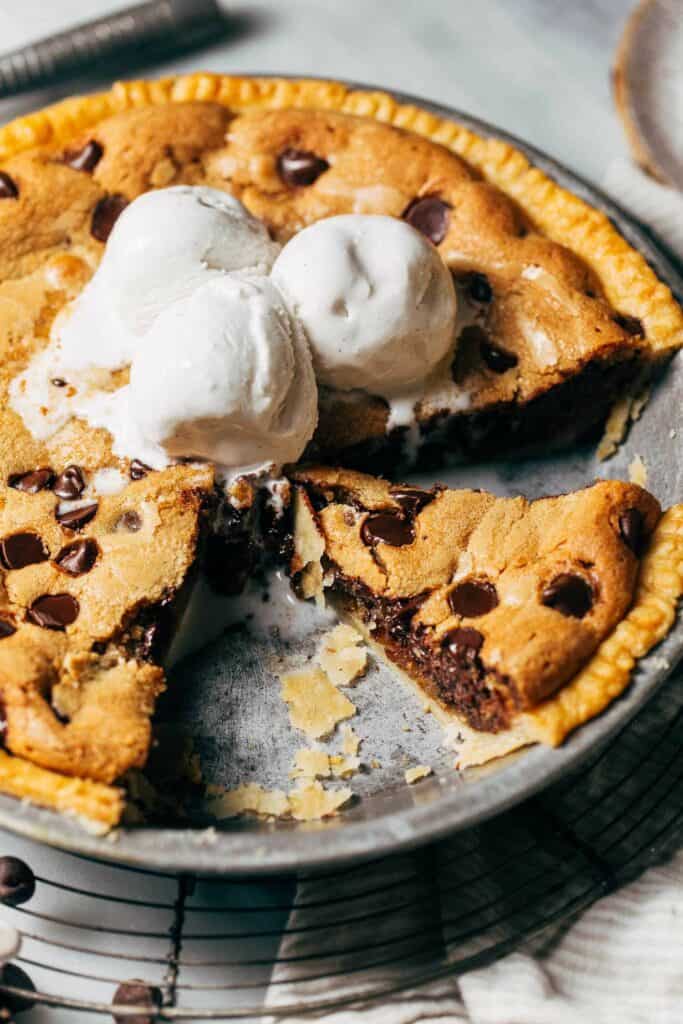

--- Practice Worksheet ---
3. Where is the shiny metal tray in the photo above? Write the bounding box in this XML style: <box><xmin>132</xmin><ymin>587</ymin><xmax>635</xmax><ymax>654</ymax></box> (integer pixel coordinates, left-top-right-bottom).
<box><xmin>0</xmin><ymin>81</ymin><xmax>680</xmax><ymax>874</ymax></box>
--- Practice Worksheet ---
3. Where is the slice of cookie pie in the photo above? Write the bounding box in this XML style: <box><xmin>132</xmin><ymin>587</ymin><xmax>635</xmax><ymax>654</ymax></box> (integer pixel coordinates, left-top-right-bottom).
<box><xmin>292</xmin><ymin>467</ymin><xmax>683</xmax><ymax>765</ymax></box>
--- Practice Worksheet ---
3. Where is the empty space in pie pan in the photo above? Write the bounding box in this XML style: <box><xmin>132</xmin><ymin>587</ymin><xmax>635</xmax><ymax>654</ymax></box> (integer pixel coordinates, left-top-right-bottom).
<box><xmin>0</xmin><ymin>82</ymin><xmax>681</xmax><ymax>875</ymax></box>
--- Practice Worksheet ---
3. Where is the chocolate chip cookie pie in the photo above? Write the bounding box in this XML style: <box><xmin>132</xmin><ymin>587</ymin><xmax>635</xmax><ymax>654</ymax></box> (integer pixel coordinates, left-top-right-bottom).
<box><xmin>0</xmin><ymin>74</ymin><xmax>679</xmax><ymax>829</ymax></box>
<box><xmin>292</xmin><ymin>466</ymin><xmax>683</xmax><ymax>765</ymax></box>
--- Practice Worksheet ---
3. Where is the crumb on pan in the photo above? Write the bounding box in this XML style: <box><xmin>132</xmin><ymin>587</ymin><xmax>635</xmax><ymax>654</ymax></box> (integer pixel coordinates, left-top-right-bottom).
<box><xmin>316</xmin><ymin>623</ymin><xmax>368</xmax><ymax>686</ymax></box>
<box><xmin>405</xmin><ymin>765</ymin><xmax>433</xmax><ymax>784</ymax></box>
<box><xmin>280</xmin><ymin>667</ymin><xmax>356</xmax><ymax>739</ymax></box>
<box><xmin>628</xmin><ymin>453</ymin><xmax>648</xmax><ymax>486</ymax></box>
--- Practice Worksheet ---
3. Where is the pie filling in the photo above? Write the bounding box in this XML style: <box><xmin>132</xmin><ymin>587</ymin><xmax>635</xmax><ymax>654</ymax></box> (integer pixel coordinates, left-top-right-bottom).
<box><xmin>327</xmin><ymin>576</ymin><xmax>516</xmax><ymax>733</ymax></box>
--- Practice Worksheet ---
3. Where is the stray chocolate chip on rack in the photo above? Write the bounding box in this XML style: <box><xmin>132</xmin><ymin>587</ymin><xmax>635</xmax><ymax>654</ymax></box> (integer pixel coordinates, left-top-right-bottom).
<box><xmin>91</xmin><ymin>193</ymin><xmax>128</xmax><ymax>242</ymax></box>
<box><xmin>1</xmin><ymin>963</ymin><xmax>36</xmax><ymax>1012</ymax></box>
<box><xmin>112</xmin><ymin>980</ymin><xmax>162</xmax><ymax>1024</ymax></box>
<box><xmin>27</xmin><ymin>593</ymin><xmax>80</xmax><ymax>630</ymax></box>
<box><xmin>0</xmin><ymin>856</ymin><xmax>35</xmax><ymax>906</ymax></box>
<box><xmin>402</xmin><ymin>196</ymin><xmax>451</xmax><ymax>245</ymax></box>
<box><xmin>0</xmin><ymin>532</ymin><xmax>49</xmax><ymax>571</ymax></box>
<box><xmin>277</xmin><ymin>148</ymin><xmax>329</xmax><ymax>186</ymax></box>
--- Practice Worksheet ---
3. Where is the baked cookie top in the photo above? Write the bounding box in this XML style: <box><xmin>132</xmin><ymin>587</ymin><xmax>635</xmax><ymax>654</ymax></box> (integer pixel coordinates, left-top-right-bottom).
<box><xmin>292</xmin><ymin>466</ymin><xmax>661</xmax><ymax>720</ymax></box>
<box><xmin>0</xmin><ymin>75</ymin><xmax>680</xmax><ymax>460</ymax></box>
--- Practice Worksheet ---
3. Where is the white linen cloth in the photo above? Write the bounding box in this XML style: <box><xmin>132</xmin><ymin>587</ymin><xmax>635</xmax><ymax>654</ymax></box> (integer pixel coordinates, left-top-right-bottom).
<box><xmin>265</xmin><ymin>159</ymin><xmax>683</xmax><ymax>1024</ymax></box>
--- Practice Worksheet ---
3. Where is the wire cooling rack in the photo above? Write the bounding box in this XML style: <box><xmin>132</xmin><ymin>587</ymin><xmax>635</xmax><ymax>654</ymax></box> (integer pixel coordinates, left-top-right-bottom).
<box><xmin>0</xmin><ymin>668</ymin><xmax>682</xmax><ymax>1021</ymax></box>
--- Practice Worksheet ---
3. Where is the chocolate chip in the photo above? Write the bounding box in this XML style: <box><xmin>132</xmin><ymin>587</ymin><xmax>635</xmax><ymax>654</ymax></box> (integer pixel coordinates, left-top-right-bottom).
<box><xmin>0</xmin><ymin>532</ymin><xmax>49</xmax><ymax>571</ymax></box>
<box><xmin>129</xmin><ymin>460</ymin><xmax>151</xmax><ymax>481</ymax></box>
<box><xmin>0</xmin><ymin>856</ymin><xmax>35</xmax><ymax>906</ymax></box>
<box><xmin>541</xmin><ymin>573</ymin><xmax>594</xmax><ymax>618</ymax></box>
<box><xmin>389</xmin><ymin>486</ymin><xmax>434</xmax><ymax>518</ymax></box>
<box><xmin>360</xmin><ymin>512</ymin><xmax>414</xmax><ymax>547</ymax></box>
<box><xmin>91</xmin><ymin>193</ymin><xmax>128</xmax><ymax>242</ymax></box>
<box><xmin>619</xmin><ymin>508</ymin><xmax>646</xmax><ymax>555</ymax></box>
<box><xmin>449</xmin><ymin>579</ymin><xmax>499</xmax><ymax>618</ymax></box>
<box><xmin>277</xmin><ymin>148</ymin><xmax>329</xmax><ymax>186</ymax></box>
<box><xmin>55</xmin><ymin>538</ymin><xmax>99</xmax><ymax>576</ymax></box>
<box><xmin>386</xmin><ymin>595</ymin><xmax>426</xmax><ymax>642</ymax></box>
<box><xmin>117</xmin><ymin>511</ymin><xmax>142</xmax><ymax>533</ymax></box>
<box><xmin>53</xmin><ymin>465</ymin><xmax>85</xmax><ymax>500</ymax></box>
<box><xmin>0</xmin><ymin>172</ymin><xmax>18</xmax><ymax>199</ymax></box>
<box><xmin>51</xmin><ymin>377</ymin><xmax>67</xmax><ymax>388</ymax></box>
<box><xmin>64</xmin><ymin>139</ymin><xmax>103</xmax><ymax>173</ymax></box>
<box><xmin>480</xmin><ymin>340</ymin><xmax>518</xmax><ymax>373</ymax></box>
<box><xmin>56</xmin><ymin>501</ymin><xmax>98</xmax><ymax>531</ymax></box>
<box><xmin>442</xmin><ymin>626</ymin><xmax>484</xmax><ymax>661</ymax></box>
<box><xmin>8</xmin><ymin>468</ymin><xmax>54</xmax><ymax>494</ymax></box>
<box><xmin>112</xmin><ymin>980</ymin><xmax>162</xmax><ymax>1024</ymax></box>
<box><xmin>461</xmin><ymin>271</ymin><xmax>493</xmax><ymax>303</ymax></box>
<box><xmin>1</xmin><ymin>963</ymin><xmax>36</xmax><ymax>1013</ymax></box>
<box><xmin>402</xmin><ymin>196</ymin><xmax>451</xmax><ymax>245</ymax></box>
<box><xmin>27</xmin><ymin>593</ymin><xmax>79</xmax><ymax>630</ymax></box>
<box><xmin>614</xmin><ymin>314</ymin><xmax>644</xmax><ymax>338</ymax></box>
<box><xmin>0</xmin><ymin>619</ymin><xmax>16</xmax><ymax>639</ymax></box>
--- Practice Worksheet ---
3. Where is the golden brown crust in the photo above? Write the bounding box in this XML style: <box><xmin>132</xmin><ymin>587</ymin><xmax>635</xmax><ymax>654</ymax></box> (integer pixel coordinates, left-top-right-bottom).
<box><xmin>0</xmin><ymin>749</ymin><xmax>124</xmax><ymax>830</ymax></box>
<box><xmin>293</xmin><ymin>466</ymin><xmax>668</xmax><ymax>736</ymax></box>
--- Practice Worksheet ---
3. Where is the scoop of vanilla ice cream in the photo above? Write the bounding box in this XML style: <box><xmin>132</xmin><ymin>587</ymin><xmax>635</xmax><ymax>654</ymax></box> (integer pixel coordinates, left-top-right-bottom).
<box><xmin>271</xmin><ymin>214</ymin><xmax>457</xmax><ymax>395</ymax></box>
<box><xmin>56</xmin><ymin>186</ymin><xmax>280</xmax><ymax>372</ymax></box>
<box><xmin>128</xmin><ymin>274</ymin><xmax>318</xmax><ymax>473</ymax></box>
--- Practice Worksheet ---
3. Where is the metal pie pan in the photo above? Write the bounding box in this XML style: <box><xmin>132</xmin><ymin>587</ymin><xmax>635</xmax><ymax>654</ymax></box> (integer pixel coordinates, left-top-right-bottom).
<box><xmin>0</xmin><ymin>78</ymin><xmax>680</xmax><ymax>875</ymax></box>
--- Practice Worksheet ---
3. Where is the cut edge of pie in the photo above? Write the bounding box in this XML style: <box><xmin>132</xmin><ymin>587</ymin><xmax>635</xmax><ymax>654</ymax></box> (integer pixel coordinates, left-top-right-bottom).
<box><xmin>291</xmin><ymin>467</ymin><xmax>683</xmax><ymax>766</ymax></box>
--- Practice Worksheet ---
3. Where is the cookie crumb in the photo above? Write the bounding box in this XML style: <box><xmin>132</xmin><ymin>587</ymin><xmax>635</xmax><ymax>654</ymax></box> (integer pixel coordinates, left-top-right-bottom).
<box><xmin>341</xmin><ymin>724</ymin><xmax>361</xmax><ymax>756</ymax></box>
<box><xmin>205</xmin><ymin>782</ymin><xmax>290</xmax><ymax>819</ymax></box>
<box><xmin>288</xmin><ymin>780</ymin><xmax>352</xmax><ymax>820</ymax></box>
<box><xmin>316</xmin><ymin>623</ymin><xmax>367</xmax><ymax>685</ymax></box>
<box><xmin>628</xmin><ymin>453</ymin><xmax>648</xmax><ymax>487</ymax></box>
<box><xmin>405</xmin><ymin>765</ymin><xmax>433</xmax><ymax>784</ymax></box>
<box><xmin>598</xmin><ymin>384</ymin><xmax>650</xmax><ymax>461</ymax></box>
<box><xmin>280</xmin><ymin>667</ymin><xmax>355</xmax><ymax>739</ymax></box>
<box><xmin>329</xmin><ymin>754</ymin><xmax>361</xmax><ymax>778</ymax></box>
<box><xmin>290</xmin><ymin>748</ymin><xmax>331</xmax><ymax>779</ymax></box>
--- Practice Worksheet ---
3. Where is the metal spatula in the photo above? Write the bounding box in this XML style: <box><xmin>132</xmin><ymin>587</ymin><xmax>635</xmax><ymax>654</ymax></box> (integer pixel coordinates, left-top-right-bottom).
<box><xmin>0</xmin><ymin>0</ymin><xmax>226</xmax><ymax>99</ymax></box>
